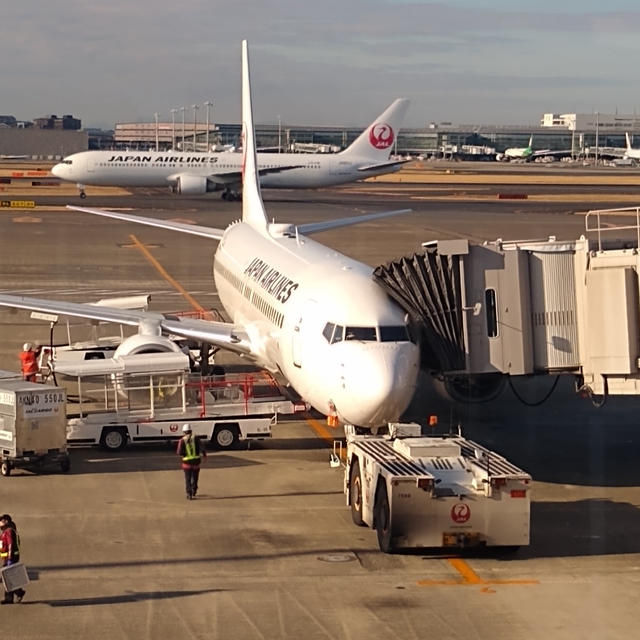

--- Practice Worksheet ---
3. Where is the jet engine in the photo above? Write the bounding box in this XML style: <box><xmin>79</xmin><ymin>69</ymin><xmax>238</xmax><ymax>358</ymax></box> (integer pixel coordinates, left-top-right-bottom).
<box><xmin>113</xmin><ymin>333</ymin><xmax>182</xmax><ymax>358</ymax></box>
<box><xmin>112</xmin><ymin>334</ymin><xmax>185</xmax><ymax>401</ymax></box>
<box><xmin>174</xmin><ymin>174</ymin><xmax>218</xmax><ymax>195</ymax></box>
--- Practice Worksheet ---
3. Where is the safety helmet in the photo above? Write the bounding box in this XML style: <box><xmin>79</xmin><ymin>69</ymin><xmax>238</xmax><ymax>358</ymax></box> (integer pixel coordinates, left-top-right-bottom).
<box><xmin>182</xmin><ymin>423</ymin><xmax>192</xmax><ymax>433</ymax></box>
<box><xmin>23</xmin><ymin>343</ymin><xmax>32</xmax><ymax>351</ymax></box>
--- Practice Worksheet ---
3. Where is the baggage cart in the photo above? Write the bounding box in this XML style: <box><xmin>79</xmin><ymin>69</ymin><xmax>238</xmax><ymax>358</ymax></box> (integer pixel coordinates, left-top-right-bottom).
<box><xmin>0</xmin><ymin>380</ymin><xmax>70</xmax><ymax>476</ymax></box>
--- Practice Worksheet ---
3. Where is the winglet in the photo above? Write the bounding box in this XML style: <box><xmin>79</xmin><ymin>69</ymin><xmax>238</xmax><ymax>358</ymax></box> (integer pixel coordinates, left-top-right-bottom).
<box><xmin>241</xmin><ymin>40</ymin><xmax>268</xmax><ymax>232</ymax></box>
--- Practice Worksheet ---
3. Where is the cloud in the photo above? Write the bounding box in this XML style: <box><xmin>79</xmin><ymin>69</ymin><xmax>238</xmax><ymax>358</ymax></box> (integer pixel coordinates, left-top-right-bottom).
<box><xmin>1</xmin><ymin>1</ymin><xmax>640</xmax><ymax>127</ymax></box>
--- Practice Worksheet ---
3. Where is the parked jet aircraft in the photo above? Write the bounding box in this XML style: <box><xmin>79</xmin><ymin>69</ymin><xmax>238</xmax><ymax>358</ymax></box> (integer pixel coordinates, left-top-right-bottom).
<box><xmin>51</xmin><ymin>99</ymin><xmax>410</xmax><ymax>200</ymax></box>
<box><xmin>500</xmin><ymin>136</ymin><xmax>534</xmax><ymax>161</ymax></box>
<box><xmin>624</xmin><ymin>133</ymin><xmax>640</xmax><ymax>161</ymax></box>
<box><xmin>498</xmin><ymin>136</ymin><xmax>556</xmax><ymax>162</ymax></box>
<box><xmin>0</xmin><ymin>41</ymin><xmax>419</xmax><ymax>429</ymax></box>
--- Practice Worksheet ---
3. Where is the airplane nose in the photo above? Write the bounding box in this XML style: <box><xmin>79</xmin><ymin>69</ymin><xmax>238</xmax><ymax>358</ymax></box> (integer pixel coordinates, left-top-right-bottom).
<box><xmin>51</xmin><ymin>163</ymin><xmax>63</xmax><ymax>178</ymax></box>
<box><xmin>336</xmin><ymin>343</ymin><xmax>419</xmax><ymax>427</ymax></box>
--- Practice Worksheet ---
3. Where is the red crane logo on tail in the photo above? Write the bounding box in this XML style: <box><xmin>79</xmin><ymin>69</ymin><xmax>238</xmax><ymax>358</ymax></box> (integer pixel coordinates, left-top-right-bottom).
<box><xmin>369</xmin><ymin>122</ymin><xmax>394</xmax><ymax>149</ymax></box>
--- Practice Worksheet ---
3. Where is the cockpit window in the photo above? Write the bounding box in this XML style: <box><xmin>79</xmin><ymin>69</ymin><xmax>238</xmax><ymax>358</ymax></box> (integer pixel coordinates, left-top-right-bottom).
<box><xmin>379</xmin><ymin>325</ymin><xmax>410</xmax><ymax>342</ymax></box>
<box><xmin>322</xmin><ymin>322</ymin><xmax>335</xmax><ymax>343</ymax></box>
<box><xmin>344</xmin><ymin>326</ymin><xmax>377</xmax><ymax>341</ymax></box>
<box><xmin>331</xmin><ymin>325</ymin><xmax>344</xmax><ymax>343</ymax></box>
<box><xmin>62</xmin><ymin>160</ymin><xmax>72</xmax><ymax>165</ymax></box>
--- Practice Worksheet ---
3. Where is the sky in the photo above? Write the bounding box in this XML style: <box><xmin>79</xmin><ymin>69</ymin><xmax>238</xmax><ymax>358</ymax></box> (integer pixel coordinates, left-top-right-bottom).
<box><xmin>2</xmin><ymin>1</ymin><xmax>640</xmax><ymax>130</ymax></box>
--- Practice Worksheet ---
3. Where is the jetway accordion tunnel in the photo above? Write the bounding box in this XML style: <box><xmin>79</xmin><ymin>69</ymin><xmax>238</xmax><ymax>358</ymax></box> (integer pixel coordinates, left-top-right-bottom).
<box><xmin>374</xmin><ymin>209</ymin><xmax>640</xmax><ymax>406</ymax></box>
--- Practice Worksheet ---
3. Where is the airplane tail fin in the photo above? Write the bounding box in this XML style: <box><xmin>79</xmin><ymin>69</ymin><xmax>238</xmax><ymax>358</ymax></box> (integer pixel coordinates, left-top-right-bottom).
<box><xmin>527</xmin><ymin>135</ymin><xmax>533</xmax><ymax>150</ymax></box>
<box><xmin>241</xmin><ymin>40</ymin><xmax>268</xmax><ymax>232</ymax></box>
<box><xmin>626</xmin><ymin>132</ymin><xmax>633</xmax><ymax>151</ymax></box>
<box><xmin>340</xmin><ymin>98</ymin><xmax>409</xmax><ymax>161</ymax></box>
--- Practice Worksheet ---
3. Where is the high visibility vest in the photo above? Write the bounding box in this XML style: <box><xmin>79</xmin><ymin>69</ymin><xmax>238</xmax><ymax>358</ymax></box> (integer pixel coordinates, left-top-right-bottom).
<box><xmin>181</xmin><ymin>437</ymin><xmax>200</xmax><ymax>463</ymax></box>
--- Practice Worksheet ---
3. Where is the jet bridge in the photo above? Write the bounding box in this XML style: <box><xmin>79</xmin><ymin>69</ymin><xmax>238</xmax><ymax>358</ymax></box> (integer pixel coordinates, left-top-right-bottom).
<box><xmin>373</xmin><ymin>207</ymin><xmax>640</xmax><ymax>398</ymax></box>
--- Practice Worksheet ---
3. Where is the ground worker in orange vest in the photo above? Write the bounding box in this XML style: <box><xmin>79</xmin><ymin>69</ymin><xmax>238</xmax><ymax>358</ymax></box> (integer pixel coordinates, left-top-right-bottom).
<box><xmin>19</xmin><ymin>343</ymin><xmax>39</xmax><ymax>382</ymax></box>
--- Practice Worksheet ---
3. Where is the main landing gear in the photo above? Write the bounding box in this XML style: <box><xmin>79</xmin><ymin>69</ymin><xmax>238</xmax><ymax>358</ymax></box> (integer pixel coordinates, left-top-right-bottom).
<box><xmin>221</xmin><ymin>190</ymin><xmax>241</xmax><ymax>201</ymax></box>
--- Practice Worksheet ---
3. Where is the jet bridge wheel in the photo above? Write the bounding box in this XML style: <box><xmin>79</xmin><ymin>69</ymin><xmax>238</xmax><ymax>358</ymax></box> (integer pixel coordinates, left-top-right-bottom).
<box><xmin>100</xmin><ymin>427</ymin><xmax>128</xmax><ymax>451</ymax></box>
<box><xmin>349</xmin><ymin>457</ymin><xmax>365</xmax><ymax>526</ymax></box>
<box><xmin>374</xmin><ymin>480</ymin><xmax>394</xmax><ymax>553</ymax></box>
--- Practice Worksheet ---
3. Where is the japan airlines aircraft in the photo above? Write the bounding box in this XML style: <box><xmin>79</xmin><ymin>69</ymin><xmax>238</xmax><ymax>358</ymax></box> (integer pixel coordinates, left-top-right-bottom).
<box><xmin>51</xmin><ymin>99</ymin><xmax>410</xmax><ymax>199</ymax></box>
<box><xmin>0</xmin><ymin>41</ymin><xmax>419</xmax><ymax>429</ymax></box>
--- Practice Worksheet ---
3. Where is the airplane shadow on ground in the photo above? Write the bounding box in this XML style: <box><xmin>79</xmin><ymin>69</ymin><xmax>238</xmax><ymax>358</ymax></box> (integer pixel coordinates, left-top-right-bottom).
<box><xmin>22</xmin><ymin>588</ymin><xmax>223</xmax><ymax>607</ymax></box>
<box><xmin>525</xmin><ymin>499</ymin><xmax>640</xmax><ymax>559</ymax></box>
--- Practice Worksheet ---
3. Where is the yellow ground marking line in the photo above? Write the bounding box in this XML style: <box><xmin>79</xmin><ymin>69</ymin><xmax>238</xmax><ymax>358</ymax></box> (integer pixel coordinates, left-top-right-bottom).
<box><xmin>129</xmin><ymin>234</ymin><xmax>215</xmax><ymax>319</ymax></box>
<box><xmin>417</xmin><ymin>557</ymin><xmax>538</xmax><ymax>589</ymax></box>
<box><xmin>303</xmin><ymin>412</ymin><xmax>343</xmax><ymax>453</ymax></box>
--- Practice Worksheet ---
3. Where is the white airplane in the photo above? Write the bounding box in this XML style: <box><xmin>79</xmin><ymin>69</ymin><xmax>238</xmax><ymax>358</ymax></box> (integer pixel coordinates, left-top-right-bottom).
<box><xmin>51</xmin><ymin>99</ymin><xmax>410</xmax><ymax>200</ymax></box>
<box><xmin>501</xmin><ymin>136</ymin><xmax>534</xmax><ymax>161</ymax></box>
<box><xmin>624</xmin><ymin>133</ymin><xmax>640</xmax><ymax>160</ymax></box>
<box><xmin>0</xmin><ymin>41</ymin><xmax>420</xmax><ymax>429</ymax></box>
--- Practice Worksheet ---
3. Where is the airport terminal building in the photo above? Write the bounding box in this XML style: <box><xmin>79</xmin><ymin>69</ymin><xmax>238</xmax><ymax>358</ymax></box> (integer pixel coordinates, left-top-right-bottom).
<box><xmin>110</xmin><ymin>111</ymin><xmax>640</xmax><ymax>159</ymax></box>
<box><xmin>2</xmin><ymin>111</ymin><xmax>640</xmax><ymax>160</ymax></box>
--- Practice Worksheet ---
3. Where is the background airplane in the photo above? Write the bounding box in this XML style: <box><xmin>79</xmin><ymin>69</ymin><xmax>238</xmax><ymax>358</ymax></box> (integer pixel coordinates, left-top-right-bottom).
<box><xmin>51</xmin><ymin>99</ymin><xmax>410</xmax><ymax>200</ymax></box>
<box><xmin>624</xmin><ymin>133</ymin><xmax>640</xmax><ymax>161</ymax></box>
<box><xmin>497</xmin><ymin>135</ymin><xmax>559</xmax><ymax>162</ymax></box>
<box><xmin>0</xmin><ymin>41</ymin><xmax>419</xmax><ymax>429</ymax></box>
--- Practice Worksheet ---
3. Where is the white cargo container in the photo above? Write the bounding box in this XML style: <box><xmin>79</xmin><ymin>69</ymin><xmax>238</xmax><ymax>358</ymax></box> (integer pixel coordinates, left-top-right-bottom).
<box><xmin>345</xmin><ymin>423</ymin><xmax>531</xmax><ymax>553</ymax></box>
<box><xmin>0</xmin><ymin>379</ymin><xmax>70</xmax><ymax>476</ymax></box>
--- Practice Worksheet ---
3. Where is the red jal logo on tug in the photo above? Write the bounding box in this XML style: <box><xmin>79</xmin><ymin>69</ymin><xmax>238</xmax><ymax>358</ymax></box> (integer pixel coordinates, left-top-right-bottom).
<box><xmin>450</xmin><ymin>503</ymin><xmax>471</xmax><ymax>523</ymax></box>
<box><xmin>369</xmin><ymin>122</ymin><xmax>394</xmax><ymax>149</ymax></box>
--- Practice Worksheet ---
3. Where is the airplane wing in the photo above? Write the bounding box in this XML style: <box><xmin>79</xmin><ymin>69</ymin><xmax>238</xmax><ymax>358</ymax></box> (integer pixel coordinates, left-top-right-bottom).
<box><xmin>205</xmin><ymin>163</ymin><xmax>306</xmax><ymax>186</ymax></box>
<box><xmin>0</xmin><ymin>293</ymin><xmax>254</xmax><ymax>357</ymax></box>
<box><xmin>67</xmin><ymin>206</ymin><xmax>225</xmax><ymax>239</ymax></box>
<box><xmin>357</xmin><ymin>158</ymin><xmax>412</xmax><ymax>172</ymax></box>
<box><xmin>297</xmin><ymin>208</ymin><xmax>411</xmax><ymax>235</ymax></box>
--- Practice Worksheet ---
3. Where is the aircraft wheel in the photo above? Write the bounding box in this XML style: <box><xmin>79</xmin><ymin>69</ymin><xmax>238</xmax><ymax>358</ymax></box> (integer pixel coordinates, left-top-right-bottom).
<box><xmin>79</xmin><ymin>192</ymin><xmax>86</xmax><ymax>199</ymax></box>
<box><xmin>374</xmin><ymin>481</ymin><xmax>394</xmax><ymax>553</ymax></box>
<box><xmin>349</xmin><ymin>457</ymin><xmax>365</xmax><ymax>526</ymax></box>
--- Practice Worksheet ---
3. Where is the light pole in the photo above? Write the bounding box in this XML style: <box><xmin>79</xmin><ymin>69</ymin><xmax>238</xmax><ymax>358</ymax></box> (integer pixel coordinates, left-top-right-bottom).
<box><xmin>154</xmin><ymin>112</ymin><xmax>159</xmax><ymax>151</ymax></box>
<box><xmin>192</xmin><ymin>104</ymin><xmax>199</xmax><ymax>151</ymax></box>
<box><xmin>204</xmin><ymin>100</ymin><xmax>212</xmax><ymax>152</ymax></box>
<box><xmin>595</xmin><ymin>111</ymin><xmax>599</xmax><ymax>166</ymax></box>
<box><xmin>278</xmin><ymin>114</ymin><xmax>281</xmax><ymax>153</ymax></box>
<box><xmin>170</xmin><ymin>108</ymin><xmax>177</xmax><ymax>150</ymax></box>
<box><xmin>180</xmin><ymin>106</ymin><xmax>185</xmax><ymax>151</ymax></box>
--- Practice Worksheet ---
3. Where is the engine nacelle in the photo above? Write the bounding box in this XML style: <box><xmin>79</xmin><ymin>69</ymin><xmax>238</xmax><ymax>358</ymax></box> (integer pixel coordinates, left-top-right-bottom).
<box><xmin>113</xmin><ymin>334</ymin><xmax>181</xmax><ymax>358</ymax></box>
<box><xmin>174</xmin><ymin>174</ymin><xmax>219</xmax><ymax>195</ymax></box>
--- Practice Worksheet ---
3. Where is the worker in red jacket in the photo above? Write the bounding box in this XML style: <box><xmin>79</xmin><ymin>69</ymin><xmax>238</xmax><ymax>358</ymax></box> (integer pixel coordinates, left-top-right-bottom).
<box><xmin>176</xmin><ymin>424</ymin><xmax>206</xmax><ymax>500</ymax></box>
<box><xmin>0</xmin><ymin>514</ymin><xmax>25</xmax><ymax>604</ymax></box>
<box><xmin>19</xmin><ymin>343</ymin><xmax>39</xmax><ymax>382</ymax></box>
